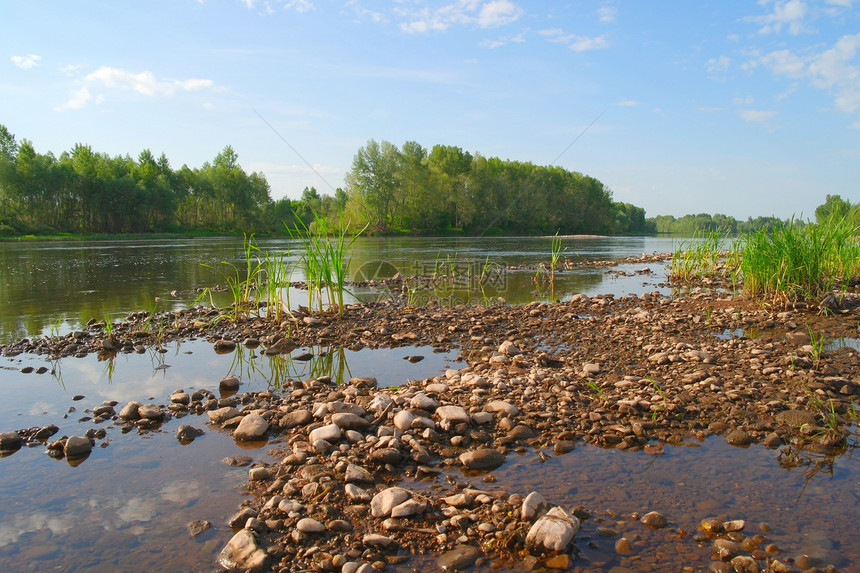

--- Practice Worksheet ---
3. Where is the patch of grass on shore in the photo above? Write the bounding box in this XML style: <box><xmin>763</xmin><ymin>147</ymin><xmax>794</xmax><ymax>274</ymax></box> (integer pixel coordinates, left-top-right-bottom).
<box><xmin>739</xmin><ymin>217</ymin><xmax>860</xmax><ymax>305</ymax></box>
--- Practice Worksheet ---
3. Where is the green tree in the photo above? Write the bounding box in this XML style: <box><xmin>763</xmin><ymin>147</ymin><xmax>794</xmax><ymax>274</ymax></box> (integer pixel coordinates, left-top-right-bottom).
<box><xmin>815</xmin><ymin>194</ymin><xmax>852</xmax><ymax>224</ymax></box>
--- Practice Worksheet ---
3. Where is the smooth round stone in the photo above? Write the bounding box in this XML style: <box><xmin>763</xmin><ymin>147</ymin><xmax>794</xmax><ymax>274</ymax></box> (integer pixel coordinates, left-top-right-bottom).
<box><xmin>437</xmin><ymin>545</ymin><xmax>483</xmax><ymax>570</ymax></box>
<box><xmin>296</xmin><ymin>517</ymin><xmax>325</xmax><ymax>533</ymax></box>
<box><xmin>460</xmin><ymin>448</ymin><xmax>505</xmax><ymax>470</ymax></box>
<box><xmin>640</xmin><ymin>511</ymin><xmax>668</xmax><ymax>529</ymax></box>
<box><xmin>615</xmin><ymin>537</ymin><xmax>634</xmax><ymax>554</ymax></box>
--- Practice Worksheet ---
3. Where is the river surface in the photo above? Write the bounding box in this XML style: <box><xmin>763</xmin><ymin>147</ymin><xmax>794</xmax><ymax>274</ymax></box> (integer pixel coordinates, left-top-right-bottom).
<box><xmin>0</xmin><ymin>236</ymin><xmax>857</xmax><ymax>572</ymax></box>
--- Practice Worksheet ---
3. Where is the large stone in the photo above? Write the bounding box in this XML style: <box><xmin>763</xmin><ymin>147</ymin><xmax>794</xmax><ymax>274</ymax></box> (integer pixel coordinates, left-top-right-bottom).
<box><xmin>219</xmin><ymin>375</ymin><xmax>241</xmax><ymax>391</ymax></box>
<box><xmin>370</xmin><ymin>487</ymin><xmax>411</xmax><ymax>518</ymax></box>
<box><xmin>498</xmin><ymin>340</ymin><xmax>521</xmax><ymax>356</ymax></box>
<box><xmin>521</xmin><ymin>491</ymin><xmax>549</xmax><ymax>520</ymax></box>
<box><xmin>331</xmin><ymin>412</ymin><xmax>370</xmax><ymax>431</ymax></box>
<box><xmin>410</xmin><ymin>393</ymin><xmax>440</xmax><ymax>411</ymax></box>
<box><xmin>0</xmin><ymin>432</ymin><xmax>23</xmax><ymax>451</ymax></box>
<box><xmin>460</xmin><ymin>448</ymin><xmax>505</xmax><ymax>471</ymax></box>
<box><xmin>775</xmin><ymin>409</ymin><xmax>818</xmax><ymax>427</ymax></box>
<box><xmin>234</xmin><ymin>413</ymin><xmax>269</xmax><ymax>440</ymax></box>
<box><xmin>64</xmin><ymin>436</ymin><xmax>93</xmax><ymax>458</ymax></box>
<box><xmin>390</xmin><ymin>499</ymin><xmax>426</xmax><ymax>518</ymax></box>
<box><xmin>393</xmin><ymin>410</ymin><xmax>416</xmax><ymax>431</ymax></box>
<box><xmin>218</xmin><ymin>528</ymin><xmax>268</xmax><ymax>571</ymax></box>
<box><xmin>436</xmin><ymin>405</ymin><xmax>471</xmax><ymax>430</ymax></box>
<box><xmin>208</xmin><ymin>407</ymin><xmax>241</xmax><ymax>424</ymax></box>
<box><xmin>119</xmin><ymin>401</ymin><xmax>142</xmax><ymax>420</ymax></box>
<box><xmin>525</xmin><ymin>507</ymin><xmax>580</xmax><ymax>553</ymax></box>
<box><xmin>137</xmin><ymin>404</ymin><xmax>163</xmax><ymax>420</ymax></box>
<box><xmin>280</xmin><ymin>409</ymin><xmax>313</xmax><ymax>429</ymax></box>
<box><xmin>640</xmin><ymin>511</ymin><xmax>668</xmax><ymax>529</ymax></box>
<box><xmin>296</xmin><ymin>517</ymin><xmax>325</xmax><ymax>533</ymax></box>
<box><xmin>485</xmin><ymin>400</ymin><xmax>520</xmax><ymax>417</ymax></box>
<box><xmin>309</xmin><ymin>423</ymin><xmax>341</xmax><ymax>444</ymax></box>
<box><xmin>437</xmin><ymin>545</ymin><xmax>483</xmax><ymax>570</ymax></box>
<box><xmin>344</xmin><ymin>463</ymin><xmax>374</xmax><ymax>483</ymax></box>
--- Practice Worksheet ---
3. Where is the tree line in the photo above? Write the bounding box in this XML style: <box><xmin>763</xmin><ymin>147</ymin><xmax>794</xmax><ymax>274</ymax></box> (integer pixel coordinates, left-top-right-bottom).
<box><xmin>647</xmin><ymin>195</ymin><xmax>859</xmax><ymax>236</ymax></box>
<box><xmin>340</xmin><ymin>139</ymin><xmax>650</xmax><ymax>235</ymax></box>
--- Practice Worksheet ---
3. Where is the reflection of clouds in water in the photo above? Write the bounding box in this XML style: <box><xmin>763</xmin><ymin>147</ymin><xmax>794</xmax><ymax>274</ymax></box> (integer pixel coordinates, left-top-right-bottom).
<box><xmin>160</xmin><ymin>480</ymin><xmax>201</xmax><ymax>504</ymax></box>
<box><xmin>28</xmin><ymin>400</ymin><xmax>57</xmax><ymax>416</ymax></box>
<box><xmin>0</xmin><ymin>512</ymin><xmax>75</xmax><ymax>546</ymax></box>
<box><xmin>117</xmin><ymin>496</ymin><xmax>157</xmax><ymax>523</ymax></box>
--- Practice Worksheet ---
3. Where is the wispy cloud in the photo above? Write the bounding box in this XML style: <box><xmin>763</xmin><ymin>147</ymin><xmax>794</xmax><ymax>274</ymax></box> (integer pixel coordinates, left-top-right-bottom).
<box><xmin>740</xmin><ymin>109</ymin><xmax>777</xmax><ymax>122</ymax></box>
<box><xmin>480</xmin><ymin>30</ymin><xmax>526</xmax><ymax>49</ymax></box>
<box><xmin>11</xmin><ymin>54</ymin><xmax>41</xmax><ymax>69</ymax></box>
<box><xmin>597</xmin><ymin>4</ymin><xmax>617</xmax><ymax>23</ymax></box>
<box><xmin>745</xmin><ymin>0</ymin><xmax>809</xmax><ymax>35</ymax></box>
<box><xmin>398</xmin><ymin>0</ymin><xmax>523</xmax><ymax>34</ymax></box>
<box><xmin>238</xmin><ymin>0</ymin><xmax>313</xmax><ymax>12</ymax></box>
<box><xmin>616</xmin><ymin>100</ymin><xmax>640</xmax><ymax>107</ymax></box>
<box><xmin>539</xmin><ymin>28</ymin><xmax>608</xmax><ymax>52</ymax></box>
<box><xmin>55</xmin><ymin>66</ymin><xmax>215</xmax><ymax>111</ymax></box>
<box><xmin>706</xmin><ymin>56</ymin><xmax>731</xmax><ymax>74</ymax></box>
<box><xmin>755</xmin><ymin>33</ymin><xmax>860</xmax><ymax>114</ymax></box>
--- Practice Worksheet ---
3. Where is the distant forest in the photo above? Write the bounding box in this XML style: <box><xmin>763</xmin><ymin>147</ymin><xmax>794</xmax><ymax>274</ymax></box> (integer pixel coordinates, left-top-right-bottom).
<box><xmin>0</xmin><ymin>124</ymin><xmax>852</xmax><ymax>237</ymax></box>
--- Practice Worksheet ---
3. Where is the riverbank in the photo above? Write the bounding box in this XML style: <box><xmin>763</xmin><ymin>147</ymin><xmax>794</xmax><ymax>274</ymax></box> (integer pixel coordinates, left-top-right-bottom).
<box><xmin>2</xmin><ymin>273</ymin><xmax>858</xmax><ymax>571</ymax></box>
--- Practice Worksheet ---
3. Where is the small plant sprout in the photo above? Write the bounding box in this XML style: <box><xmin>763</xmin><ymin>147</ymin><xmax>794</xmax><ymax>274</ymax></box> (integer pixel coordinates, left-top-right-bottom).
<box><xmin>550</xmin><ymin>231</ymin><xmax>566</xmax><ymax>293</ymax></box>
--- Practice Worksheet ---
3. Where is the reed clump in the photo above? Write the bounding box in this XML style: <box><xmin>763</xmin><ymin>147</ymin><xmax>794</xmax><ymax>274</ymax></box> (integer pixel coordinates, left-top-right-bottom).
<box><xmin>739</xmin><ymin>217</ymin><xmax>860</xmax><ymax>306</ymax></box>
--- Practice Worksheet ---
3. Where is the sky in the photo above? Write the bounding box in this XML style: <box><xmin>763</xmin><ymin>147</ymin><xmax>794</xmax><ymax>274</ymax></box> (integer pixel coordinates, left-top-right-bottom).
<box><xmin>3</xmin><ymin>0</ymin><xmax>859</xmax><ymax>220</ymax></box>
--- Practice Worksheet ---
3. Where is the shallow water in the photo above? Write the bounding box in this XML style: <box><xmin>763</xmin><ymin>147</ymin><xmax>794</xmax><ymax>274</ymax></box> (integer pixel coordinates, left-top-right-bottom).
<box><xmin>1</xmin><ymin>236</ymin><xmax>857</xmax><ymax>572</ymax></box>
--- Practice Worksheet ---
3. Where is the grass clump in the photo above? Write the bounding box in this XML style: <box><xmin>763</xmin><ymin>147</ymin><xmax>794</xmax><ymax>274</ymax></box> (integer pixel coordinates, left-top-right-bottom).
<box><xmin>739</xmin><ymin>217</ymin><xmax>860</xmax><ymax>306</ymax></box>
<box><xmin>669</xmin><ymin>230</ymin><xmax>733</xmax><ymax>283</ymax></box>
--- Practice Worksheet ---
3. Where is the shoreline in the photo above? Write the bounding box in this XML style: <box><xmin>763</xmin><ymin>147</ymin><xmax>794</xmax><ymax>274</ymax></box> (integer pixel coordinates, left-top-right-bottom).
<box><xmin>2</xmin><ymin>279</ymin><xmax>858</xmax><ymax>571</ymax></box>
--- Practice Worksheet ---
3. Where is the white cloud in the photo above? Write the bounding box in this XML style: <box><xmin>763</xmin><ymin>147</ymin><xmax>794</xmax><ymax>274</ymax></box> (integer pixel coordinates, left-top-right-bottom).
<box><xmin>539</xmin><ymin>28</ymin><xmax>608</xmax><ymax>52</ymax></box>
<box><xmin>616</xmin><ymin>100</ymin><xmax>640</xmax><ymax>106</ymax></box>
<box><xmin>284</xmin><ymin>0</ymin><xmax>313</xmax><ymax>12</ymax></box>
<box><xmin>825</xmin><ymin>0</ymin><xmax>853</xmax><ymax>7</ymax></box>
<box><xmin>11</xmin><ymin>54</ymin><xmax>41</xmax><ymax>69</ymax></box>
<box><xmin>747</xmin><ymin>0</ymin><xmax>809</xmax><ymax>35</ymax></box>
<box><xmin>597</xmin><ymin>5</ymin><xmax>617</xmax><ymax>23</ymax></box>
<box><xmin>706</xmin><ymin>56</ymin><xmax>730</xmax><ymax>73</ymax></box>
<box><xmin>733</xmin><ymin>96</ymin><xmax>755</xmax><ymax>105</ymax></box>
<box><xmin>54</xmin><ymin>66</ymin><xmax>215</xmax><ymax>111</ymax></box>
<box><xmin>740</xmin><ymin>109</ymin><xmax>777</xmax><ymax>122</ymax></box>
<box><xmin>477</xmin><ymin>0</ymin><xmax>522</xmax><ymax>28</ymax></box>
<box><xmin>398</xmin><ymin>0</ymin><xmax>522</xmax><ymax>34</ymax></box>
<box><xmin>757</xmin><ymin>34</ymin><xmax>860</xmax><ymax>114</ymax></box>
<box><xmin>480</xmin><ymin>30</ymin><xmax>526</xmax><ymax>49</ymax></box>
<box><xmin>54</xmin><ymin>87</ymin><xmax>94</xmax><ymax>111</ymax></box>
<box><xmin>86</xmin><ymin>66</ymin><xmax>214</xmax><ymax>96</ymax></box>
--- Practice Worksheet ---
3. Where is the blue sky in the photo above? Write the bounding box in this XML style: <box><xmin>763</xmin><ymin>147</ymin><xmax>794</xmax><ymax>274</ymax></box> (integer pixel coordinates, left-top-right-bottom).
<box><xmin>3</xmin><ymin>0</ymin><xmax>859</xmax><ymax>220</ymax></box>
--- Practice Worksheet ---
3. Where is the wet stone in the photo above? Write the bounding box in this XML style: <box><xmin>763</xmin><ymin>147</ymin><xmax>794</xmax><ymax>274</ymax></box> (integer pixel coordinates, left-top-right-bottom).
<box><xmin>176</xmin><ymin>425</ymin><xmax>204</xmax><ymax>443</ymax></box>
<box><xmin>725</xmin><ymin>429</ymin><xmax>751</xmax><ymax>446</ymax></box>
<box><xmin>64</xmin><ymin>436</ymin><xmax>93</xmax><ymax>458</ymax></box>
<box><xmin>460</xmin><ymin>448</ymin><xmax>505</xmax><ymax>471</ymax></box>
<box><xmin>525</xmin><ymin>507</ymin><xmax>580</xmax><ymax>553</ymax></box>
<box><xmin>233</xmin><ymin>413</ymin><xmax>269</xmax><ymax>441</ymax></box>
<box><xmin>437</xmin><ymin>545</ymin><xmax>483</xmax><ymax>571</ymax></box>
<box><xmin>187</xmin><ymin>520</ymin><xmax>211</xmax><ymax>537</ymax></box>
<box><xmin>640</xmin><ymin>511</ymin><xmax>668</xmax><ymax>529</ymax></box>
<box><xmin>222</xmin><ymin>455</ymin><xmax>253</xmax><ymax>467</ymax></box>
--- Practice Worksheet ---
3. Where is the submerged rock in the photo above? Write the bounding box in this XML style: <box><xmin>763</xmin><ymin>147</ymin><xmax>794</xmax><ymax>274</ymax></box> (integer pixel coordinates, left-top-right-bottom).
<box><xmin>218</xmin><ymin>528</ymin><xmax>268</xmax><ymax>571</ymax></box>
<box><xmin>525</xmin><ymin>507</ymin><xmax>580</xmax><ymax>553</ymax></box>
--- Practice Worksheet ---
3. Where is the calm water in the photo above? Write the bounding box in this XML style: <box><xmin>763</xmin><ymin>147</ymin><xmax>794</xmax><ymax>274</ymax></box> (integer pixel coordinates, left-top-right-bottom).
<box><xmin>0</xmin><ymin>235</ymin><xmax>676</xmax><ymax>345</ymax></box>
<box><xmin>1</xmin><ymin>236</ymin><xmax>857</xmax><ymax>572</ymax></box>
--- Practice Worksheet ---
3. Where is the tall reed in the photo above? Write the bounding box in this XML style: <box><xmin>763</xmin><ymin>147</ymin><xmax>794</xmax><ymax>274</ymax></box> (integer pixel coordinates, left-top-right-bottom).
<box><xmin>287</xmin><ymin>212</ymin><xmax>366</xmax><ymax>316</ymax></box>
<box><xmin>739</xmin><ymin>216</ymin><xmax>860</xmax><ymax>305</ymax></box>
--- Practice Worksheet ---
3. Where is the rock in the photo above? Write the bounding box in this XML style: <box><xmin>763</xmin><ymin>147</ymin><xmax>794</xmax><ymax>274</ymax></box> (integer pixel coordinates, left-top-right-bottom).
<box><xmin>485</xmin><ymin>400</ymin><xmax>520</xmax><ymax>417</ymax></box>
<box><xmin>249</xmin><ymin>467</ymin><xmax>271</xmax><ymax>481</ymax></box>
<box><xmin>344</xmin><ymin>463</ymin><xmax>374</xmax><ymax>483</ymax></box>
<box><xmin>393</xmin><ymin>410</ymin><xmax>416</xmax><ymax>431</ymax></box>
<box><xmin>437</xmin><ymin>545</ymin><xmax>483</xmax><ymax>570</ymax></box>
<box><xmin>525</xmin><ymin>507</ymin><xmax>580</xmax><ymax>553</ymax></box>
<box><xmin>507</xmin><ymin>424</ymin><xmax>536</xmax><ymax>441</ymax></box>
<box><xmin>544</xmin><ymin>554</ymin><xmax>570</xmax><ymax>569</ymax></box>
<box><xmin>234</xmin><ymin>413</ymin><xmax>269</xmax><ymax>440</ymax></box>
<box><xmin>370</xmin><ymin>487</ymin><xmax>411</xmax><ymax>518</ymax></box>
<box><xmin>436</xmin><ymin>405</ymin><xmax>471</xmax><ymax>430</ymax></box>
<box><xmin>522</xmin><ymin>491</ymin><xmax>550</xmax><ymax>520</ymax></box>
<box><xmin>582</xmin><ymin>363</ymin><xmax>601</xmax><ymax>375</ymax></box>
<box><xmin>0</xmin><ymin>432</ymin><xmax>22</xmax><ymax>451</ymax></box>
<box><xmin>499</xmin><ymin>341</ymin><xmax>522</xmax><ymax>356</ymax></box>
<box><xmin>640</xmin><ymin>511</ymin><xmax>668</xmax><ymax>529</ymax></box>
<box><xmin>119</xmin><ymin>401</ymin><xmax>142</xmax><ymax>420</ymax></box>
<box><xmin>64</xmin><ymin>436</ymin><xmax>93</xmax><ymax>458</ymax></box>
<box><xmin>390</xmin><ymin>499</ymin><xmax>426</xmax><ymax>518</ymax></box>
<box><xmin>349</xmin><ymin>376</ymin><xmax>377</xmax><ymax>388</ymax></box>
<box><xmin>363</xmin><ymin>533</ymin><xmax>396</xmax><ymax>547</ymax></box>
<box><xmin>218</xmin><ymin>529</ymin><xmax>268</xmax><ymax>571</ymax></box>
<box><xmin>730</xmin><ymin>555</ymin><xmax>760</xmax><ymax>573</ymax></box>
<box><xmin>371</xmin><ymin>448</ymin><xmax>402</xmax><ymax>464</ymax></box>
<box><xmin>209</xmin><ymin>407</ymin><xmax>241</xmax><ymax>424</ymax></box>
<box><xmin>775</xmin><ymin>409</ymin><xmax>817</xmax><ymax>427</ymax></box>
<box><xmin>309</xmin><ymin>423</ymin><xmax>341</xmax><ymax>444</ymax></box>
<box><xmin>725</xmin><ymin>429</ymin><xmax>751</xmax><ymax>446</ymax></box>
<box><xmin>331</xmin><ymin>412</ymin><xmax>370</xmax><ymax>431</ymax></box>
<box><xmin>220</xmin><ymin>376</ymin><xmax>241</xmax><ymax>391</ymax></box>
<box><xmin>214</xmin><ymin>339</ymin><xmax>237</xmax><ymax>353</ymax></box>
<box><xmin>296</xmin><ymin>517</ymin><xmax>325</xmax><ymax>533</ymax></box>
<box><xmin>615</xmin><ymin>537</ymin><xmax>634</xmax><ymax>554</ymax></box>
<box><xmin>222</xmin><ymin>455</ymin><xmax>253</xmax><ymax>467</ymax></box>
<box><xmin>410</xmin><ymin>393</ymin><xmax>440</xmax><ymax>411</ymax></box>
<box><xmin>187</xmin><ymin>520</ymin><xmax>211</xmax><ymax>537</ymax></box>
<box><xmin>460</xmin><ymin>448</ymin><xmax>505</xmax><ymax>471</ymax></box>
<box><xmin>280</xmin><ymin>409</ymin><xmax>313</xmax><ymax>429</ymax></box>
<box><xmin>176</xmin><ymin>425</ymin><xmax>204</xmax><ymax>443</ymax></box>
<box><xmin>344</xmin><ymin>483</ymin><xmax>372</xmax><ymax>502</ymax></box>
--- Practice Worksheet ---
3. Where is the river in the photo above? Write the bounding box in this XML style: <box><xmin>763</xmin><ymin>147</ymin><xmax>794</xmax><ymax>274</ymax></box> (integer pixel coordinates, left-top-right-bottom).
<box><xmin>0</xmin><ymin>236</ymin><xmax>857</xmax><ymax>572</ymax></box>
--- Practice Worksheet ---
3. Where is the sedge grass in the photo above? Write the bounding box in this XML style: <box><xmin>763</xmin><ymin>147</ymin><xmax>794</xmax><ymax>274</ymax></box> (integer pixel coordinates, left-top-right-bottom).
<box><xmin>739</xmin><ymin>217</ymin><xmax>860</xmax><ymax>305</ymax></box>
